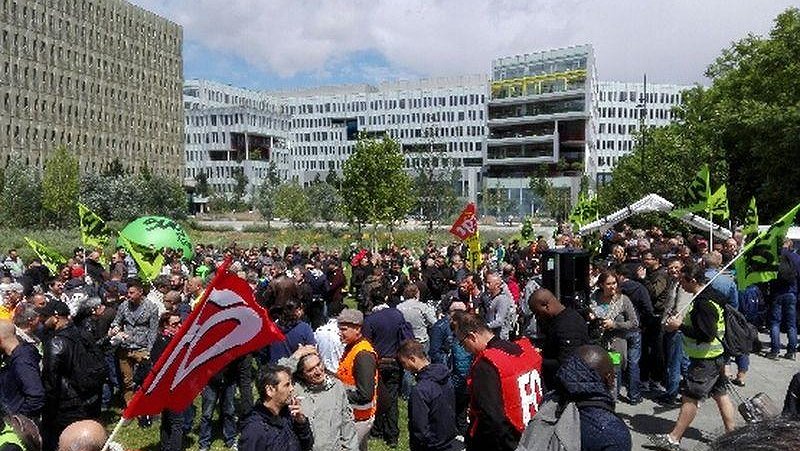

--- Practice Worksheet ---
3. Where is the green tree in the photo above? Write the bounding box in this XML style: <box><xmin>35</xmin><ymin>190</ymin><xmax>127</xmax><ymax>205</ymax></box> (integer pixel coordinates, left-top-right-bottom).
<box><xmin>2</xmin><ymin>153</ymin><xmax>42</xmax><ymax>226</ymax></box>
<box><xmin>596</xmin><ymin>124</ymin><xmax>723</xmax><ymax>217</ymax></box>
<box><xmin>81</xmin><ymin>173</ymin><xmax>145</xmax><ymax>221</ymax></box>
<box><xmin>599</xmin><ymin>8</ymin><xmax>800</xmax><ymax>223</ymax></box>
<box><xmin>482</xmin><ymin>181</ymin><xmax>512</xmax><ymax>218</ymax></box>
<box><xmin>341</xmin><ymin>136</ymin><xmax>414</xmax><ymax>237</ymax></box>
<box><xmin>194</xmin><ymin>172</ymin><xmax>210</xmax><ymax>197</ymax></box>
<box><xmin>529</xmin><ymin>176</ymin><xmax>571</xmax><ymax>221</ymax></box>
<box><xmin>411</xmin><ymin>134</ymin><xmax>460</xmax><ymax>235</ymax></box>
<box><xmin>254</xmin><ymin>162</ymin><xmax>282</xmax><ymax>226</ymax></box>
<box><xmin>306</xmin><ymin>180</ymin><xmax>343</xmax><ymax>222</ymax></box>
<box><xmin>42</xmin><ymin>146</ymin><xmax>79</xmax><ymax>227</ymax></box>
<box><xmin>139</xmin><ymin>161</ymin><xmax>153</xmax><ymax>181</ymax></box>
<box><xmin>274</xmin><ymin>180</ymin><xmax>312</xmax><ymax>227</ymax></box>
<box><xmin>325</xmin><ymin>167</ymin><xmax>341</xmax><ymax>188</ymax></box>
<box><xmin>144</xmin><ymin>174</ymin><xmax>188</xmax><ymax>219</ymax></box>
<box><xmin>102</xmin><ymin>157</ymin><xmax>127</xmax><ymax>178</ymax></box>
<box><xmin>232</xmin><ymin>167</ymin><xmax>248</xmax><ymax>203</ymax></box>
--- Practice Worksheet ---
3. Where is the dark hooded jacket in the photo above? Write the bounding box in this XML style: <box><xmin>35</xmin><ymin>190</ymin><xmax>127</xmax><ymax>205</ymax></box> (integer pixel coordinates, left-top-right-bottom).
<box><xmin>555</xmin><ymin>355</ymin><xmax>631</xmax><ymax>451</ymax></box>
<box><xmin>409</xmin><ymin>363</ymin><xmax>460</xmax><ymax>451</ymax></box>
<box><xmin>239</xmin><ymin>403</ymin><xmax>313</xmax><ymax>451</ymax></box>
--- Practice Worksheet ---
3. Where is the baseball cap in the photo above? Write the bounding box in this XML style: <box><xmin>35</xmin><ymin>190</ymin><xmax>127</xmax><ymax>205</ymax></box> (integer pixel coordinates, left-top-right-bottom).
<box><xmin>36</xmin><ymin>300</ymin><xmax>70</xmax><ymax>318</ymax></box>
<box><xmin>337</xmin><ymin>308</ymin><xmax>364</xmax><ymax>326</ymax></box>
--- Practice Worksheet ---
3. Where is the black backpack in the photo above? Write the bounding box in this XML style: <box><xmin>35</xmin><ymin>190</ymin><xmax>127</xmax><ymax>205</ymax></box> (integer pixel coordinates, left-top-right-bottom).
<box><xmin>720</xmin><ymin>304</ymin><xmax>758</xmax><ymax>357</ymax></box>
<box><xmin>65</xmin><ymin>328</ymin><xmax>109</xmax><ymax>397</ymax></box>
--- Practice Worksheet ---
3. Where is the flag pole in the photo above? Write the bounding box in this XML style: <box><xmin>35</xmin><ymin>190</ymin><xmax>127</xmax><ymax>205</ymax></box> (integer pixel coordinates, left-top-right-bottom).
<box><xmin>708</xmin><ymin>206</ymin><xmax>714</xmax><ymax>252</ymax></box>
<box><xmin>101</xmin><ymin>417</ymin><xmax>126</xmax><ymax>451</ymax></box>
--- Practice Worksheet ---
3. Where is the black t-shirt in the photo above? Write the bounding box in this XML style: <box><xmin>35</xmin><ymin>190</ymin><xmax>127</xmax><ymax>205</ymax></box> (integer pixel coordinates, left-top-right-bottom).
<box><xmin>540</xmin><ymin>308</ymin><xmax>590</xmax><ymax>389</ymax></box>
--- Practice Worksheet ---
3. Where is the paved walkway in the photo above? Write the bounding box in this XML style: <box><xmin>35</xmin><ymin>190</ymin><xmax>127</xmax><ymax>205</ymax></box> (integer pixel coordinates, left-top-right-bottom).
<box><xmin>619</xmin><ymin>333</ymin><xmax>798</xmax><ymax>450</ymax></box>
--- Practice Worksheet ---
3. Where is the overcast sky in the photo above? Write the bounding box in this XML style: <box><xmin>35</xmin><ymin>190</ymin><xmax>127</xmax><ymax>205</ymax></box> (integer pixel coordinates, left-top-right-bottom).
<box><xmin>131</xmin><ymin>0</ymin><xmax>796</xmax><ymax>91</ymax></box>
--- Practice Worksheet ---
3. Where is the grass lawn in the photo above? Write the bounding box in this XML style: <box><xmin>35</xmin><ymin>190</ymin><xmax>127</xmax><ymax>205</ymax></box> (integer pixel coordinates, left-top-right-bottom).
<box><xmin>107</xmin><ymin>398</ymin><xmax>410</xmax><ymax>451</ymax></box>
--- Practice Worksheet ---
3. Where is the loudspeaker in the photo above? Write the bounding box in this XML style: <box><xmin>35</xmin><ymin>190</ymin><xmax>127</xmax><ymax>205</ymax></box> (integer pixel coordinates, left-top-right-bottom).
<box><xmin>540</xmin><ymin>248</ymin><xmax>590</xmax><ymax>309</ymax></box>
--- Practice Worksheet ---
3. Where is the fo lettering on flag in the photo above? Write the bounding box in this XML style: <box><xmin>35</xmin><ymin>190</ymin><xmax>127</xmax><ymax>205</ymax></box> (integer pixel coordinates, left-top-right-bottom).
<box><xmin>451</xmin><ymin>203</ymin><xmax>483</xmax><ymax>269</ymax></box>
<box><xmin>450</xmin><ymin>203</ymin><xmax>479</xmax><ymax>240</ymax></box>
<box><xmin>122</xmin><ymin>257</ymin><xmax>284</xmax><ymax>418</ymax></box>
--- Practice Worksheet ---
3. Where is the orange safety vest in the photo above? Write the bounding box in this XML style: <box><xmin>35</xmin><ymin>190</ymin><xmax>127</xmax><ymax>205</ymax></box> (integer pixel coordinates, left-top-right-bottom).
<box><xmin>336</xmin><ymin>338</ymin><xmax>378</xmax><ymax>421</ymax></box>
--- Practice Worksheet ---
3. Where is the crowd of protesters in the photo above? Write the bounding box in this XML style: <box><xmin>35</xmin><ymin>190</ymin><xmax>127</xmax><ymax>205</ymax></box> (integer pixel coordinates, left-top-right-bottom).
<box><xmin>1</xmin><ymin>222</ymin><xmax>800</xmax><ymax>451</ymax></box>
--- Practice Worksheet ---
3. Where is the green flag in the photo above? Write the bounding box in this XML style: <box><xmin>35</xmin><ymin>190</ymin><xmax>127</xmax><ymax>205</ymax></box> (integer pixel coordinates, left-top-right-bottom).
<box><xmin>708</xmin><ymin>185</ymin><xmax>730</xmax><ymax>220</ymax></box>
<box><xmin>684</xmin><ymin>164</ymin><xmax>711</xmax><ymax>213</ymax></box>
<box><xmin>742</xmin><ymin>197</ymin><xmax>759</xmax><ymax>240</ymax></box>
<box><xmin>78</xmin><ymin>203</ymin><xmax>111</xmax><ymax>249</ymax></box>
<box><xmin>735</xmin><ymin>202</ymin><xmax>800</xmax><ymax>290</ymax></box>
<box><xmin>24</xmin><ymin>237</ymin><xmax>67</xmax><ymax>276</ymax></box>
<box><xmin>118</xmin><ymin>234</ymin><xmax>165</xmax><ymax>283</ymax></box>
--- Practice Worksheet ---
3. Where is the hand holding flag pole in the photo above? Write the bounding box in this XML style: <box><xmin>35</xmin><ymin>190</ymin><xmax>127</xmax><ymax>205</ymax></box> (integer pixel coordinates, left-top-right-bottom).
<box><xmin>102</xmin><ymin>257</ymin><xmax>285</xmax><ymax>450</ymax></box>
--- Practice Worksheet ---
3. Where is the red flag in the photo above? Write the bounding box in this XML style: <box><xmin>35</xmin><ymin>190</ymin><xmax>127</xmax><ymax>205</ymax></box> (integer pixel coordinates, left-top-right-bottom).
<box><xmin>450</xmin><ymin>203</ymin><xmax>478</xmax><ymax>240</ymax></box>
<box><xmin>122</xmin><ymin>258</ymin><xmax>284</xmax><ymax>418</ymax></box>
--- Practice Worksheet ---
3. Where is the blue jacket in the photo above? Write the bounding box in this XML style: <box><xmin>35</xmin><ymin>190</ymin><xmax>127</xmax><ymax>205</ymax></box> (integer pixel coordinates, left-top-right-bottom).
<box><xmin>556</xmin><ymin>355</ymin><xmax>631</xmax><ymax>451</ymax></box>
<box><xmin>0</xmin><ymin>342</ymin><xmax>44</xmax><ymax>418</ymax></box>
<box><xmin>427</xmin><ymin>316</ymin><xmax>472</xmax><ymax>389</ymax></box>
<box><xmin>268</xmin><ymin>321</ymin><xmax>316</xmax><ymax>363</ymax></box>
<box><xmin>363</xmin><ymin>306</ymin><xmax>412</xmax><ymax>358</ymax></box>
<box><xmin>409</xmin><ymin>363</ymin><xmax>460</xmax><ymax>451</ymax></box>
<box><xmin>239</xmin><ymin>403</ymin><xmax>314</xmax><ymax>451</ymax></box>
<box><xmin>772</xmin><ymin>248</ymin><xmax>800</xmax><ymax>296</ymax></box>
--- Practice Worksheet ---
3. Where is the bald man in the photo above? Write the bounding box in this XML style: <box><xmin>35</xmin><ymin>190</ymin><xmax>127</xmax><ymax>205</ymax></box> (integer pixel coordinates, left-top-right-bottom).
<box><xmin>528</xmin><ymin>288</ymin><xmax>590</xmax><ymax>390</ymax></box>
<box><xmin>0</xmin><ymin>319</ymin><xmax>44</xmax><ymax>419</ymax></box>
<box><xmin>58</xmin><ymin>420</ymin><xmax>107</xmax><ymax>451</ymax></box>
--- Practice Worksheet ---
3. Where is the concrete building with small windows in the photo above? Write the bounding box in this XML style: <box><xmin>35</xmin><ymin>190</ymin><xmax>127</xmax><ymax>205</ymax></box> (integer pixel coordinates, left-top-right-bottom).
<box><xmin>0</xmin><ymin>0</ymin><xmax>183</xmax><ymax>176</ymax></box>
<box><xmin>276</xmin><ymin>75</ymin><xmax>488</xmax><ymax>203</ymax></box>
<box><xmin>595</xmin><ymin>81</ymin><xmax>692</xmax><ymax>184</ymax></box>
<box><xmin>183</xmin><ymin>79</ymin><xmax>291</xmax><ymax>200</ymax></box>
<box><xmin>485</xmin><ymin>45</ymin><xmax>598</xmax><ymax>216</ymax></box>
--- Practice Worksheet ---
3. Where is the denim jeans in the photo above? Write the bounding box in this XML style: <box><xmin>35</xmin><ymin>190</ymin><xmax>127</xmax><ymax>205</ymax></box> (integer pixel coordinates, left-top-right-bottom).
<box><xmin>625</xmin><ymin>330</ymin><xmax>642</xmax><ymax>401</ymax></box>
<box><xmin>199</xmin><ymin>384</ymin><xmax>237</xmax><ymax>448</ymax></box>
<box><xmin>770</xmin><ymin>292</ymin><xmax>798</xmax><ymax>354</ymax></box>
<box><xmin>664</xmin><ymin>330</ymin><xmax>689</xmax><ymax>398</ymax></box>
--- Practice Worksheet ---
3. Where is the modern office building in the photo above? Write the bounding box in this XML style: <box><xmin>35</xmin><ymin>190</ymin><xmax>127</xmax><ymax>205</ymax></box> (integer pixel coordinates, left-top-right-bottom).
<box><xmin>485</xmin><ymin>45</ymin><xmax>598</xmax><ymax>216</ymax></box>
<box><xmin>276</xmin><ymin>75</ymin><xmax>488</xmax><ymax>202</ymax></box>
<box><xmin>0</xmin><ymin>0</ymin><xmax>183</xmax><ymax>176</ymax></box>
<box><xmin>595</xmin><ymin>80</ymin><xmax>692</xmax><ymax>184</ymax></box>
<box><xmin>183</xmin><ymin>79</ymin><xmax>291</xmax><ymax>198</ymax></box>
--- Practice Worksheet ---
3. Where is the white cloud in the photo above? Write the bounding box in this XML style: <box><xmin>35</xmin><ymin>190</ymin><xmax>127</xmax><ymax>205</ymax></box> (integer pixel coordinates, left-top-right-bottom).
<box><xmin>133</xmin><ymin>0</ymin><xmax>796</xmax><ymax>84</ymax></box>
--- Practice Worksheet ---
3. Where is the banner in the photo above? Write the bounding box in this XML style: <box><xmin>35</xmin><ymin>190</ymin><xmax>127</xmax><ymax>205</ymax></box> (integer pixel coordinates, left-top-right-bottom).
<box><xmin>450</xmin><ymin>203</ymin><xmax>482</xmax><ymax>269</ymax></box>
<box><xmin>24</xmin><ymin>237</ymin><xmax>67</xmax><ymax>276</ymax></box>
<box><xmin>708</xmin><ymin>185</ymin><xmax>730</xmax><ymax>221</ymax></box>
<box><xmin>735</xmin><ymin>202</ymin><xmax>800</xmax><ymax>290</ymax></box>
<box><xmin>118</xmin><ymin>234</ymin><xmax>165</xmax><ymax>283</ymax></box>
<box><xmin>123</xmin><ymin>258</ymin><xmax>284</xmax><ymax>418</ymax></box>
<box><xmin>78</xmin><ymin>203</ymin><xmax>111</xmax><ymax>250</ymax></box>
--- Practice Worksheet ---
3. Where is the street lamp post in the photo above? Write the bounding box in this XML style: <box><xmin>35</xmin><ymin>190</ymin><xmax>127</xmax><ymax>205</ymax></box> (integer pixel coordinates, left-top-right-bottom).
<box><xmin>636</xmin><ymin>73</ymin><xmax>648</xmax><ymax>181</ymax></box>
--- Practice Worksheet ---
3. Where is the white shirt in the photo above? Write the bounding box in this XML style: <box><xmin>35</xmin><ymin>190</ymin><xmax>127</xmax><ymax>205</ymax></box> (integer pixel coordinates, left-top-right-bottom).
<box><xmin>315</xmin><ymin>318</ymin><xmax>344</xmax><ymax>373</ymax></box>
